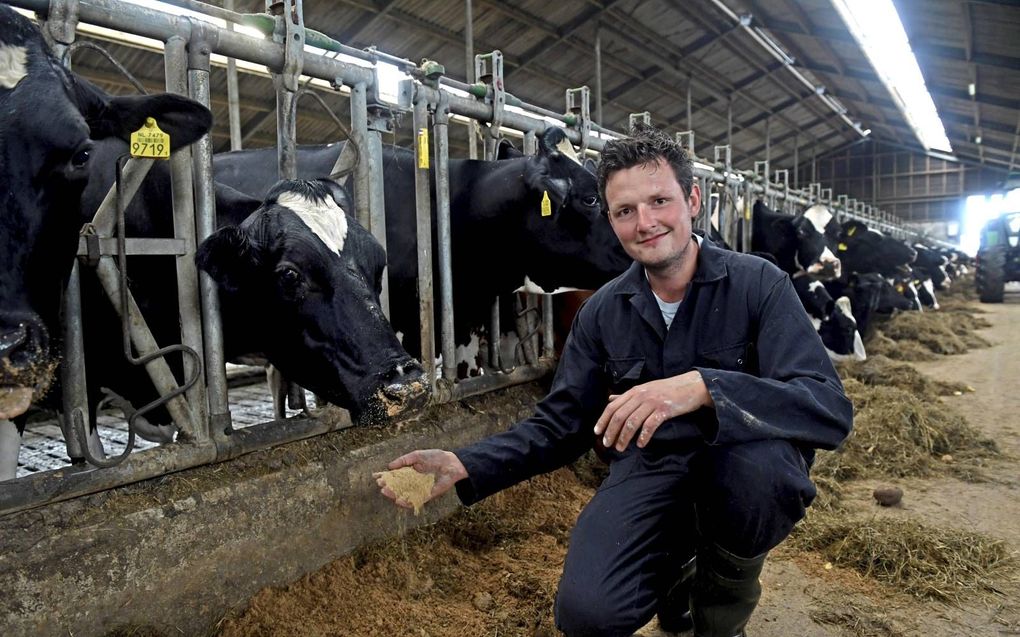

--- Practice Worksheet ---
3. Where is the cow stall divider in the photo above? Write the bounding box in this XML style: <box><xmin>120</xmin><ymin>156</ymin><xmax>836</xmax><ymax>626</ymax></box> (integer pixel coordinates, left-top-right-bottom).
<box><xmin>0</xmin><ymin>0</ymin><xmax>948</xmax><ymax>518</ymax></box>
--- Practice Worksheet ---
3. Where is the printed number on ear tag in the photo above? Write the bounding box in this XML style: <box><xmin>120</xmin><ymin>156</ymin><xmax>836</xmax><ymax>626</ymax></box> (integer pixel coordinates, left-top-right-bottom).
<box><xmin>541</xmin><ymin>191</ymin><xmax>552</xmax><ymax>217</ymax></box>
<box><xmin>130</xmin><ymin>117</ymin><xmax>171</xmax><ymax>159</ymax></box>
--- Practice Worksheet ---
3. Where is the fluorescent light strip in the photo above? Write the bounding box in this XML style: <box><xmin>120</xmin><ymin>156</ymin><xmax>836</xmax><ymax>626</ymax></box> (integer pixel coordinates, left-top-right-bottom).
<box><xmin>831</xmin><ymin>0</ymin><xmax>952</xmax><ymax>153</ymax></box>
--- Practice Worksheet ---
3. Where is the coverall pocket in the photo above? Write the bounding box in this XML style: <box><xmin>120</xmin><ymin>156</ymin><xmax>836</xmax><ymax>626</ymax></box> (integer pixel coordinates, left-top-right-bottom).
<box><xmin>695</xmin><ymin>341</ymin><xmax>755</xmax><ymax>373</ymax></box>
<box><xmin>605</xmin><ymin>357</ymin><xmax>646</xmax><ymax>394</ymax></box>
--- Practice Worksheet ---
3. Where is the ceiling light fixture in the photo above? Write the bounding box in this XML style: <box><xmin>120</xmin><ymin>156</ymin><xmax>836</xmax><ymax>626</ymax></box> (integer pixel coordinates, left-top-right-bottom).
<box><xmin>830</xmin><ymin>0</ymin><xmax>952</xmax><ymax>153</ymax></box>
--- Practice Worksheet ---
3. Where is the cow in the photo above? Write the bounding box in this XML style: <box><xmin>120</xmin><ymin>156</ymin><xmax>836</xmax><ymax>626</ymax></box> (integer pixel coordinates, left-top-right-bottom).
<box><xmin>213</xmin><ymin>128</ymin><xmax>633</xmax><ymax>369</ymax></box>
<box><xmin>825</xmin><ymin>273</ymin><xmax>916</xmax><ymax>338</ymax></box>
<box><xmin>70</xmin><ymin>151</ymin><xmax>429</xmax><ymax>438</ymax></box>
<box><xmin>835</xmin><ymin>220</ymin><xmax>917</xmax><ymax>278</ymax></box>
<box><xmin>751</xmin><ymin>200</ymin><xmax>842</xmax><ymax>280</ymax></box>
<box><xmin>0</xmin><ymin>5</ymin><xmax>213</xmax><ymax>478</ymax></box>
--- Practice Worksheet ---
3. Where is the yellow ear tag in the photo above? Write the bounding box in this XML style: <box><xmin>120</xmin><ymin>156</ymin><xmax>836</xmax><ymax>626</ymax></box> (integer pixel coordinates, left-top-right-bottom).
<box><xmin>129</xmin><ymin>117</ymin><xmax>171</xmax><ymax>159</ymax></box>
<box><xmin>846</xmin><ymin>225</ymin><xmax>856</xmax><ymax>236</ymax></box>
<box><xmin>837</xmin><ymin>242</ymin><xmax>848</xmax><ymax>251</ymax></box>
<box><xmin>896</xmin><ymin>284</ymin><xmax>904</xmax><ymax>293</ymax></box>
<box><xmin>417</xmin><ymin>127</ymin><xmax>430</xmax><ymax>169</ymax></box>
<box><xmin>541</xmin><ymin>191</ymin><xmax>552</xmax><ymax>217</ymax></box>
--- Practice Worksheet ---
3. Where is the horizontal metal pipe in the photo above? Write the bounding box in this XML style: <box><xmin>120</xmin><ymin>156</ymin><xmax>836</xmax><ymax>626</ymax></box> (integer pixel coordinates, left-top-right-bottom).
<box><xmin>449</xmin><ymin>360</ymin><xmax>555</xmax><ymax>402</ymax></box>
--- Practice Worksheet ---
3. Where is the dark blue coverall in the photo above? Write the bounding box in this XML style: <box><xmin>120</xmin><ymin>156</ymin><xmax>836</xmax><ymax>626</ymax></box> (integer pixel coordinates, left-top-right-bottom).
<box><xmin>453</xmin><ymin>236</ymin><xmax>854</xmax><ymax>636</ymax></box>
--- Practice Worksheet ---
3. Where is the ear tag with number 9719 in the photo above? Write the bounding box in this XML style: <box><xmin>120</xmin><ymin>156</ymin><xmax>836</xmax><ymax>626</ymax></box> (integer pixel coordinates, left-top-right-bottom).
<box><xmin>130</xmin><ymin>117</ymin><xmax>171</xmax><ymax>159</ymax></box>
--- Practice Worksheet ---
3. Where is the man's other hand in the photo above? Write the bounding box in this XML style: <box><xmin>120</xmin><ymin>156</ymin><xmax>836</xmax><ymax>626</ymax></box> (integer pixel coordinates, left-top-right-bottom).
<box><xmin>594</xmin><ymin>370</ymin><xmax>713</xmax><ymax>451</ymax></box>
<box><xmin>375</xmin><ymin>449</ymin><xmax>468</xmax><ymax>510</ymax></box>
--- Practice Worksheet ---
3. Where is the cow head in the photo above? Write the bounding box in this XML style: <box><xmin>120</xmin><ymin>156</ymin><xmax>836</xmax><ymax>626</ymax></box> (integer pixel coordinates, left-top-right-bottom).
<box><xmin>517</xmin><ymin>128</ymin><xmax>631</xmax><ymax>291</ymax></box>
<box><xmin>196</xmin><ymin>179</ymin><xmax>429</xmax><ymax>425</ymax></box>
<box><xmin>0</xmin><ymin>5</ymin><xmax>211</xmax><ymax>418</ymax></box>
<box><xmin>816</xmin><ymin>296</ymin><xmax>866</xmax><ymax>362</ymax></box>
<box><xmin>793</xmin><ymin>205</ymin><xmax>842</xmax><ymax>279</ymax></box>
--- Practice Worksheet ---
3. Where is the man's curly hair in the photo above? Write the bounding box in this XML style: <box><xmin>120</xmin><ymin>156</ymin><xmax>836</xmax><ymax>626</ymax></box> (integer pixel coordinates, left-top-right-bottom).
<box><xmin>597</xmin><ymin>122</ymin><xmax>694</xmax><ymax>213</ymax></box>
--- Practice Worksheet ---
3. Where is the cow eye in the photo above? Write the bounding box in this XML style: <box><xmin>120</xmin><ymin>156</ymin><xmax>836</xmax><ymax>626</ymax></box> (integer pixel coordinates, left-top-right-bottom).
<box><xmin>278</xmin><ymin>266</ymin><xmax>302</xmax><ymax>288</ymax></box>
<box><xmin>70</xmin><ymin>148</ymin><xmax>91</xmax><ymax>169</ymax></box>
<box><xmin>581</xmin><ymin>195</ymin><xmax>599</xmax><ymax>207</ymax></box>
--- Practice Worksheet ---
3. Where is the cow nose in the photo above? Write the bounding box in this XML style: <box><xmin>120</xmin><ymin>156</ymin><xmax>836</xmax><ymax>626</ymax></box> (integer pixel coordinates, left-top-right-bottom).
<box><xmin>0</xmin><ymin>311</ymin><xmax>50</xmax><ymax>384</ymax></box>
<box><xmin>380</xmin><ymin>359</ymin><xmax>431</xmax><ymax>410</ymax></box>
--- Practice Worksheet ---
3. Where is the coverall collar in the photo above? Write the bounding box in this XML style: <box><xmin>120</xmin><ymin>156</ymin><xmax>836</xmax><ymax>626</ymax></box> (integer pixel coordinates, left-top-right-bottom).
<box><xmin>614</xmin><ymin>234</ymin><xmax>730</xmax><ymax>339</ymax></box>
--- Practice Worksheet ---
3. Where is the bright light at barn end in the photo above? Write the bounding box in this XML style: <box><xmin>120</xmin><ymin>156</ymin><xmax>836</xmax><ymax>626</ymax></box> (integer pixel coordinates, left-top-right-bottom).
<box><xmin>831</xmin><ymin>0</ymin><xmax>952</xmax><ymax>153</ymax></box>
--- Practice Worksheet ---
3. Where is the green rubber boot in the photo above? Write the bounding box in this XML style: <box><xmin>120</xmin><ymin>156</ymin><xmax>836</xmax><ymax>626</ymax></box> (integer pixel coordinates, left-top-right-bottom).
<box><xmin>689</xmin><ymin>543</ymin><xmax>766</xmax><ymax>637</ymax></box>
<box><xmin>657</xmin><ymin>554</ymin><xmax>697</xmax><ymax>633</ymax></box>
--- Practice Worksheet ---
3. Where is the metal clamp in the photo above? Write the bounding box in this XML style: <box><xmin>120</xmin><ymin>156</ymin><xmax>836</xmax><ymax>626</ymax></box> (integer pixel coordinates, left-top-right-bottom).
<box><xmin>821</xmin><ymin>187</ymin><xmax>833</xmax><ymax>204</ymax></box>
<box><xmin>565</xmin><ymin>86</ymin><xmax>591</xmax><ymax>157</ymax></box>
<box><xmin>714</xmin><ymin>145</ymin><xmax>732</xmax><ymax>173</ymax></box>
<box><xmin>629</xmin><ymin>111</ymin><xmax>651</xmax><ymax>128</ymax></box>
<box><xmin>475</xmin><ymin>51</ymin><xmax>505</xmax><ymax>139</ymax></box>
<box><xmin>676</xmin><ymin>130</ymin><xmax>695</xmax><ymax>158</ymax></box>
<box><xmin>44</xmin><ymin>0</ymin><xmax>80</xmax><ymax>60</ymax></box>
<box><xmin>267</xmin><ymin>0</ymin><xmax>305</xmax><ymax>92</ymax></box>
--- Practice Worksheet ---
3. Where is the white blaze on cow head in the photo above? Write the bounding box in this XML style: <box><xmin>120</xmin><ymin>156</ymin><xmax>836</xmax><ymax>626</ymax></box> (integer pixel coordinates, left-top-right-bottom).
<box><xmin>0</xmin><ymin>44</ymin><xmax>27</xmax><ymax>89</ymax></box>
<box><xmin>275</xmin><ymin>189</ymin><xmax>349</xmax><ymax>255</ymax></box>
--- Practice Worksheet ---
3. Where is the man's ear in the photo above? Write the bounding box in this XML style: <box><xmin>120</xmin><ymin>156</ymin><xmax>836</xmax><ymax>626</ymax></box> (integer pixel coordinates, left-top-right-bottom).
<box><xmin>687</xmin><ymin>182</ymin><xmax>702</xmax><ymax>217</ymax></box>
<box><xmin>195</xmin><ymin>226</ymin><xmax>258</xmax><ymax>295</ymax></box>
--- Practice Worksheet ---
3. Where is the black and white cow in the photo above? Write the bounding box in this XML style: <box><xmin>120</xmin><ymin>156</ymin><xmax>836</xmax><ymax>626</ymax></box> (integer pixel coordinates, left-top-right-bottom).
<box><xmin>790</xmin><ymin>275</ymin><xmax>865</xmax><ymax>361</ymax></box>
<box><xmin>825</xmin><ymin>273</ymin><xmax>916</xmax><ymax>338</ymax></box>
<box><xmin>213</xmin><ymin>128</ymin><xmax>632</xmax><ymax>367</ymax></box>
<box><xmin>751</xmin><ymin>200</ymin><xmax>842</xmax><ymax>280</ymax></box>
<box><xmin>0</xmin><ymin>5</ymin><xmax>212</xmax><ymax>478</ymax></box>
<box><xmin>836</xmin><ymin>220</ymin><xmax>917</xmax><ymax>278</ymax></box>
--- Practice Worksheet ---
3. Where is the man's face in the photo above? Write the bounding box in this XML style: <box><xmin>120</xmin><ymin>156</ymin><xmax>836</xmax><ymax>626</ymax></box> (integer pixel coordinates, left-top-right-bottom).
<box><xmin>604</xmin><ymin>158</ymin><xmax>701</xmax><ymax>272</ymax></box>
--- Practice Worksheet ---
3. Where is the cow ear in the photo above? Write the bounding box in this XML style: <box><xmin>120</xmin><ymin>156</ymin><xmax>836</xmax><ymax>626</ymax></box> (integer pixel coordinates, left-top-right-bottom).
<box><xmin>496</xmin><ymin>138</ymin><xmax>523</xmax><ymax>160</ymax></box>
<box><xmin>538</xmin><ymin>127</ymin><xmax>568</xmax><ymax>158</ymax></box>
<box><xmin>195</xmin><ymin>226</ymin><xmax>257</xmax><ymax>295</ymax></box>
<box><xmin>582</xmin><ymin>157</ymin><xmax>598</xmax><ymax>176</ymax></box>
<box><xmin>73</xmin><ymin>76</ymin><xmax>212</xmax><ymax>148</ymax></box>
<box><xmin>523</xmin><ymin>154</ymin><xmax>570</xmax><ymax>205</ymax></box>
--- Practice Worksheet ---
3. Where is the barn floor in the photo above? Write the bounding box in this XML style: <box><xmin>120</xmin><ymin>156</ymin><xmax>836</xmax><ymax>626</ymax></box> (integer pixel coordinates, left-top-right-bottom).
<box><xmin>215</xmin><ymin>296</ymin><xmax>1020</xmax><ymax>637</ymax></box>
<box><xmin>16</xmin><ymin>373</ymin><xmax>306</xmax><ymax>478</ymax></box>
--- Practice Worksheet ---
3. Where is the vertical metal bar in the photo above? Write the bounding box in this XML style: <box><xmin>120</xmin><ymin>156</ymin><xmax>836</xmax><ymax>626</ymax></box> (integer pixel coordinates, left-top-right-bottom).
<box><xmin>521</xmin><ymin>130</ymin><xmax>552</xmax><ymax>359</ymax></box>
<box><xmin>224</xmin><ymin>0</ymin><xmax>242</xmax><ymax>151</ymax></box>
<box><xmin>765</xmin><ymin>116</ymin><xmax>771</xmax><ymax>166</ymax></box>
<box><xmin>484</xmin><ymin>133</ymin><xmax>499</xmax><ymax>369</ymax></box>
<box><xmin>594</xmin><ymin>25</ymin><xmax>603</xmax><ymax>127</ymax></box>
<box><xmin>727</xmin><ymin>98</ymin><xmax>733</xmax><ymax>148</ymax></box>
<box><xmin>793</xmin><ymin>133</ymin><xmax>799</xmax><ymax>190</ymax></box>
<box><xmin>165</xmin><ymin>34</ymin><xmax>208</xmax><ymax>439</ymax></box>
<box><xmin>48</xmin><ymin>3</ymin><xmax>95</xmax><ymax>461</ymax></box>
<box><xmin>686</xmin><ymin>75</ymin><xmax>692</xmax><ymax>131</ymax></box>
<box><xmin>412</xmin><ymin>91</ymin><xmax>437</xmax><ymax>386</ymax></box>
<box><xmin>350</xmin><ymin>82</ymin><xmax>371</xmax><ymax>230</ymax></box>
<box><xmin>188</xmin><ymin>30</ymin><xmax>231</xmax><ymax>436</ymax></box>
<box><xmin>366</xmin><ymin>107</ymin><xmax>390</xmax><ymax>317</ymax></box>
<box><xmin>465</xmin><ymin>0</ymin><xmax>477</xmax><ymax>160</ymax></box>
<box><xmin>433</xmin><ymin>95</ymin><xmax>456</xmax><ymax>381</ymax></box>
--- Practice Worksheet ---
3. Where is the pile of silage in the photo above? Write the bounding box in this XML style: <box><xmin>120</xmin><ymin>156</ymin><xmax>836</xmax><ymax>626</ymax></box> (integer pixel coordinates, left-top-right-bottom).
<box><xmin>813</xmin><ymin>379</ymin><xmax>997</xmax><ymax>484</ymax></box>
<box><xmin>793</xmin><ymin>515</ymin><xmax>1015</xmax><ymax>603</ymax></box>
<box><xmin>838</xmin><ymin>355</ymin><xmax>971</xmax><ymax>396</ymax></box>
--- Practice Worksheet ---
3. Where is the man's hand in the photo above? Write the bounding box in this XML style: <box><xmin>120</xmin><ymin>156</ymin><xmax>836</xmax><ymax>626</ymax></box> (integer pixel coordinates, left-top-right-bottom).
<box><xmin>374</xmin><ymin>449</ymin><xmax>468</xmax><ymax>510</ymax></box>
<box><xmin>594</xmin><ymin>370</ymin><xmax>713</xmax><ymax>451</ymax></box>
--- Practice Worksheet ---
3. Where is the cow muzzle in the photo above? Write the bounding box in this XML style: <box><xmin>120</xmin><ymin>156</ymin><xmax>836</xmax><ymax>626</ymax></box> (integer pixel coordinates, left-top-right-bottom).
<box><xmin>356</xmin><ymin>359</ymin><xmax>431</xmax><ymax>426</ymax></box>
<box><xmin>0</xmin><ymin>313</ymin><xmax>53</xmax><ymax>419</ymax></box>
<box><xmin>807</xmin><ymin>257</ymin><xmax>841</xmax><ymax>281</ymax></box>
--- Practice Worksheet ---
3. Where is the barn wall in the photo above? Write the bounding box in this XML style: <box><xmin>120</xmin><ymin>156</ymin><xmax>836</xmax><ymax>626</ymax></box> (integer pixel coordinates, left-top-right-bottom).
<box><xmin>796</xmin><ymin>140</ymin><xmax>1009</xmax><ymax>225</ymax></box>
<box><xmin>0</xmin><ymin>383</ymin><xmax>546</xmax><ymax>637</ymax></box>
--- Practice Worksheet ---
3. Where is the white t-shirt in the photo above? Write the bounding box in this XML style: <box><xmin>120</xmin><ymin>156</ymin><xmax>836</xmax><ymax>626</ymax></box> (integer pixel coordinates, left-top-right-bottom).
<box><xmin>648</xmin><ymin>234</ymin><xmax>702</xmax><ymax>329</ymax></box>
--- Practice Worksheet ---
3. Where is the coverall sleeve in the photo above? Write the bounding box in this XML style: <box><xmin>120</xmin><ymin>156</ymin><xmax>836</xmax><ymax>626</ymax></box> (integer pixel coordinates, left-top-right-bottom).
<box><xmin>453</xmin><ymin>310</ymin><xmax>607</xmax><ymax>505</ymax></box>
<box><xmin>695</xmin><ymin>273</ymin><xmax>853</xmax><ymax>450</ymax></box>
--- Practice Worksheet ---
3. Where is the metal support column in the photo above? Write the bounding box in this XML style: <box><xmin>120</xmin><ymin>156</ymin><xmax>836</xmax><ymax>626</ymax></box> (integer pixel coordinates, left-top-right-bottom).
<box><xmin>187</xmin><ymin>21</ymin><xmax>231</xmax><ymax>436</ymax></box>
<box><xmin>366</xmin><ymin>99</ymin><xmax>391</xmax><ymax>317</ymax></box>
<box><xmin>433</xmin><ymin>91</ymin><xmax>457</xmax><ymax>381</ymax></box>
<box><xmin>350</xmin><ymin>82</ymin><xmax>372</xmax><ymax>230</ymax></box>
<box><xmin>410</xmin><ymin>87</ymin><xmax>437</xmax><ymax>386</ymax></box>
<box><xmin>224</xmin><ymin>0</ymin><xmax>242</xmax><ymax>150</ymax></box>
<box><xmin>165</xmin><ymin>33</ymin><xmax>208</xmax><ymax>439</ymax></box>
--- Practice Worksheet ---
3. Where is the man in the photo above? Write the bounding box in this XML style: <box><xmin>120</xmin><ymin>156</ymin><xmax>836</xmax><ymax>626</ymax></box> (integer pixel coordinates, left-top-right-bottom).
<box><xmin>377</xmin><ymin>124</ymin><xmax>853</xmax><ymax>637</ymax></box>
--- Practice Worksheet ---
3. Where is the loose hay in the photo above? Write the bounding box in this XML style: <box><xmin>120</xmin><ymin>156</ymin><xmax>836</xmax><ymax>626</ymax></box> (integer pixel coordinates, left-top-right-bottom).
<box><xmin>809</xmin><ymin>603</ymin><xmax>904</xmax><ymax>637</ymax></box>
<box><xmin>813</xmin><ymin>379</ymin><xmax>997</xmax><ymax>483</ymax></box>
<box><xmin>793</xmin><ymin>514</ymin><xmax>1016</xmax><ymax>603</ymax></box>
<box><xmin>866</xmin><ymin>330</ymin><xmax>939</xmax><ymax>362</ymax></box>
<box><xmin>217</xmin><ymin>469</ymin><xmax>594</xmax><ymax>637</ymax></box>
<box><xmin>374</xmin><ymin>467</ymin><xmax>436</xmax><ymax>515</ymax></box>
<box><xmin>838</xmin><ymin>355</ymin><xmax>970</xmax><ymax>396</ymax></box>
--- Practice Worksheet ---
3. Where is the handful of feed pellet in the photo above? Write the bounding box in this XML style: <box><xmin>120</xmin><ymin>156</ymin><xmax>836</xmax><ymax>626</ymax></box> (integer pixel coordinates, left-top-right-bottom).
<box><xmin>374</xmin><ymin>467</ymin><xmax>435</xmax><ymax>515</ymax></box>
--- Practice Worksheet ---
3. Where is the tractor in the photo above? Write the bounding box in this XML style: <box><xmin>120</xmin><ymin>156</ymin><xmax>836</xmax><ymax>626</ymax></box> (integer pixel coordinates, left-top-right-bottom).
<box><xmin>975</xmin><ymin>211</ymin><xmax>1020</xmax><ymax>303</ymax></box>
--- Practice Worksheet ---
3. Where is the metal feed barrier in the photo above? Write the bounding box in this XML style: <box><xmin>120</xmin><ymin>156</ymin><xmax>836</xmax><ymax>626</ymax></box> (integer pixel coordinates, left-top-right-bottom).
<box><xmin>1</xmin><ymin>0</ymin><xmax>942</xmax><ymax>516</ymax></box>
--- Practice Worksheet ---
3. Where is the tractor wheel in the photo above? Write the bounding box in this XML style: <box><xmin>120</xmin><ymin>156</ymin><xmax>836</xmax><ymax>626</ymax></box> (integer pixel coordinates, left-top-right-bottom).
<box><xmin>976</xmin><ymin>245</ymin><xmax>1006</xmax><ymax>303</ymax></box>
